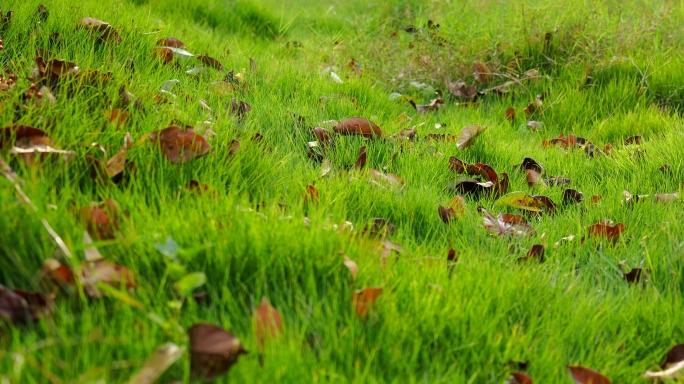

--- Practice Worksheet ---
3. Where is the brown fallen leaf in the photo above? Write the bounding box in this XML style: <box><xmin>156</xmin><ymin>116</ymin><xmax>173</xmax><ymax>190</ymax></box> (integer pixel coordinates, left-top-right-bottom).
<box><xmin>157</xmin><ymin>37</ymin><xmax>185</xmax><ymax>48</ymax></box>
<box><xmin>312</xmin><ymin>127</ymin><xmax>334</xmax><ymax>147</ymax></box>
<box><xmin>622</xmin><ymin>267</ymin><xmax>649</xmax><ymax>283</ymax></box>
<box><xmin>438</xmin><ymin>195</ymin><xmax>466</xmax><ymax>224</ymax></box>
<box><xmin>479</xmin><ymin>207</ymin><xmax>534</xmax><ymax>237</ymax></box>
<box><xmin>410</xmin><ymin>90</ymin><xmax>445</xmax><ymax>113</ymax></box>
<box><xmin>41</xmin><ymin>259</ymin><xmax>76</xmax><ymax>293</ymax></box>
<box><xmin>368</xmin><ymin>168</ymin><xmax>405</xmax><ymax>188</ymax></box>
<box><xmin>104</xmin><ymin>109</ymin><xmax>129</xmax><ymax>127</ymax></box>
<box><xmin>566</xmin><ymin>365</ymin><xmax>610</xmax><ymax>384</ymax></box>
<box><xmin>661</xmin><ymin>344</ymin><xmax>684</xmax><ymax>369</ymax></box>
<box><xmin>563</xmin><ymin>189</ymin><xmax>584</xmax><ymax>205</ymax></box>
<box><xmin>152</xmin><ymin>48</ymin><xmax>174</xmax><ymax>64</ymax></box>
<box><xmin>514</xmin><ymin>157</ymin><xmax>546</xmax><ymax>175</ymax></box>
<box><xmin>448</xmin><ymin>82</ymin><xmax>477</xmax><ymax>100</ymax></box>
<box><xmin>228</xmin><ymin>98</ymin><xmax>252</xmax><ymax>120</ymax></box>
<box><xmin>198</xmin><ymin>55</ymin><xmax>224</xmax><ymax>71</ymax></box>
<box><xmin>533</xmin><ymin>195</ymin><xmax>556</xmax><ymax>214</ymax></box>
<box><xmin>79</xmin><ymin>199</ymin><xmax>120</xmax><ymax>240</ymax></box>
<box><xmin>0</xmin><ymin>124</ymin><xmax>47</xmax><ymax>149</ymax></box>
<box><xmin>149</xmin><ymin>126</ymin><xmax>211</xmax><ymax>164</ymax></box>
<box><xmin>625</xmin><ymin>135</ymin><xmax>642</xmax><ymax>145</ymax></box>
<box><xmin>505</xmin><ymin>107</ymin><xmax>516</xmax><ymax>121</ymax></box>
<box><xmin>473</xmin><ymin>61</ymin><xmax>491</xmax><ymax>83</ymax></box>
<box><xmin>659</xmin><ymin>164</ymin><xmax>672</xmax><ymax>174</ymax></box>
<box><xmin>457</xmin><ymin>124</ymin><xmax>487</xmax><ymax>150</ymax></box>
<box><xmin>352</xmin><ymin>287</ymin><xmax>383</xmax><ymax>317</ymax></box>
<box><xmin>189</xmin><ymin>323</ymin><xmax>247</xmax><ymax>381</ymax></box>
<box><xmin>505</xmin><ymin>372</ymin><xmax>533</xmax><ymax>384</ymax></box>
<box><xmin>520</xmin><ymin>244</ymin><xmax>545</xmax><ymax>263</ymax></box>
<box><xmin>304</xmin><ymin>184</ymin><xmax>320</xmax><ymax>204</ymax></box>
<box><xmin>587</xmin><ymin>222</ymin><xmax>625</xmax><ymax>244</ymax></box>
<box><xmin>333</xmin><ymin>117</ymin><xmax>382</xmax><ymax>138</ymax></box>
<box><xmin>354</xmin><ymin>146</ymin><xmax>367</xmax><ymax>170</ymax></box>
<box><xmin>526</xmin><ymin>170</ymin><xmax>544</xmax><ymax>188</ymax></box>
<box><xmin>77</xmin><ymin>17</ymin><xmax>121</xmax><ymax>44</ymax></box>
<box><xmin>654</xmin><ymin>192</ymin><xmax>680</xmax><ymax>204</ymax></box>
<box><xmin>253</xmin><ymin>298</ymin><xmax>283</xmax><ymax>350</ymax></box>
<box><xmin>0</xmin><ymin>285</ymin><xmax>52</xmax><ymax>324</ymax></box>
<box><xmin>78</xmin><ymin>258</ymin><xmax>138</xmax><ymax>298</ymax></box>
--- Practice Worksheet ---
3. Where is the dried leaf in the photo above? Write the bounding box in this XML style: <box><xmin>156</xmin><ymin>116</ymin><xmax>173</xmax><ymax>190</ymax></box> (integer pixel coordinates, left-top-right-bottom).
<box><xmin>79</xmin><ymin>199</ymin><xmax>120</xmax><ymax>240</ymax></box>
<box><xmin>253</xmin><ymin>298</ymin><xmax>283</xmax><ymax>350</ymax></box>
<box><xmin>479</xmin><ymin>207</ymin><xmax>534</xmax><ymax>237</ymax></box>
<box><xmin>304</xmin><ymin>184</ymin><xmax>320</xmax><ymax>204</ymax></box>
<box><xmin>438</xmin><ymin>196</ymin><xmax>466</xmax><ymax>224</ymax></box>
<box><xmin>126</xmin><ymin>342</ymin><xmax>185</xmax><ymax>384</ymax></box>
<box><xmin>228</xmin><ymin>98</ymin><xmax>252</xmax><ymax>120</ymax></box>
<box><xmin>77</xmin><ymin>17</ymin><xmax>121</xmax><ymax>44</ymax></box>
<box><xmin>157</xmin><ymin>37</ymin><xmax>185</xmax><ymax>48</ymax></box>
<box><xmin>623</xmin><ymin>268</ymin><xmax>649</xmax><ymax>284</ymax></box>
<box><xmin>505</xmin><ymin>372</ymin><xmax>533</xmax><ymax>384</ymax></box>
<box><xmin>0</xmin><ymin>285</ymin><xmax>52</xmax><ymax>324</ymax></box>
<box><xmin>149</xmin><ymin>126</ymin><xmax>211</xmax><ymax>164</ymax></box>
<box><xmin>473</xmin><ymin>61</ymin><xmax>491</xmax><ymax>83</ymax></box>
<box><xmin>152</xmin><ymin>48</ymin><xmax>174</xmax><ymax>64</ymax></box>
<box><xmin>352</xmin><ymin>287</ymin><xmax>383</xmax><ymax>317</ymax></box>
<box><xmin>563</xmin><ymin>189</ymin><xmax>584</xmax><ymax>205</ymax></box>
<box><xmin>526</xmin><ymin>170</ymin><xmax>544</xmax><ymax>188</ymax></box>
<box><xmin>520</xmin><ymin>244</ymin><xmax>545</xmax><ymax>263</ymax></box>
<box><xmin>587</xmin><ymin>222</ymin><xmax>625</xmax><ymax>244</ymax></box>
<box><xmin>343</xmin><ymin>255</ymin><xmax>358</xmax><ymax>281</ymax></box>
<box><xmin>363</xmin><ymin>218</ymin><xmax>396</xmax><ymax>239</ymax></box>
<box><xmin>505</xmin><ymin>107</ymin><xmax>516</xmax><ymax>121</ymax></box>
<box><xmin>514</xmin><ymin>157</ymin><xmax>546</xmax><ymax>175</ymax></box>
<box><xmin>198</xmin><ymin>55</ymin><xmax>224</xmax><ymax>70</ymax></box>
<box><xmin>189</xmin><ymin>323</ymin><xmax>247</xmax><ymax>381</ymax></box>
<box><xmin>457</xmin><ymin>124</ymin><xmax>487</xmax><ymax>150</ymax></box>
<box><xmin>78</xmin><ymin>258</ymin><xmax>137</xmax><ymax>298</ymax></box>
<box><xmin>333</xmin><ymin>117</ymin><xmax>382</xmax><ymax>138</ymax></box>
<box><xmin>354</xmin><ymin>146</ymin><xmax>367</xmax><ymax>170</ymax></box>
<box><xmin>448</xmin><ymin>82</ymin><xmax>477</xmax><ymax>100</ymax></box>
<box><xmin>566</xmin><ymin>365</ymin><xmax>611</xmax><ymax>384</ymax></box>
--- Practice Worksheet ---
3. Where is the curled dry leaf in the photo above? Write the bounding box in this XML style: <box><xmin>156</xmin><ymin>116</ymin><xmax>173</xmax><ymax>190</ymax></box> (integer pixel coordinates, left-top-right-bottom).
<box><xmin>587</xmin><ymin>222</ymin><xmax>625</xmax><ymax>244</ymax></box>
<box><xmin>505</xmin><ymin>372</ymin><xmax>533</xmax><ymax>384</ymax></box>
<box><xmin>228</xmin><ymin>98</ymin><xmax>252</xmax><ymax>120</ymax></box>
<box><xmin>542</xmin><ymin>133</ymin><xmax>589</xmax><ymax>149</ymax></box>
<box><xmin>354</xmin><ymin>146</ymin><xmax>367</xmax><ymax>170</ymax></box>
<box><xmin>79</xmin><ymin>199</ymin><xmax>120</xmax><ymax>240</ymax></box>
<box><xmin>479</xmin><ymin>207</ymin><xmax>534</xmax><ymax>237</ymax></box>
<box><xmin>343</xmin><ymin>255</ymin><xmax>358</xmax><ymax>281</ymax></box>
<box><xmin>149</xmin><ymin>126</ymin><xmax>211</xmax><ymax>164</ymax></box>
<box><xmin>41</xmin><ymin>259</ymin><xmax>76</xmax><ymax>292</ymax></box>
<box><xmin>590</xmin><ymin>195</ymin><xmax>602</xmax><ymax>204</ymax></box>
<box><xmin>438</xmin><ymin>195</ymin><xmax>466</xmax><ymax>224</ymax></box>
<box><xmin>189</xmin><ymin>323</ymin><xmax>247</xmax><ymax>381</ymax></box>
<box><xmin>157</xmin><ymin>37</ymin><xmax>185</xmax><ymax>48</ymax></box>
<box><xmin>514</xmin><ymin>157</ymin><xmax>546</xmax><ymax>175</ymax></box>
<box><xmin>533</xmin><ymin>195</ymin><xmax>556</xmax><ymax>214</ymax></box>
<box><xmin>127</xmin><ymin>342</ymin><xmax>185</xmax><ymax>384</ymax></box>
<box><xmin>495</xmin><ymin>191</ymin><xmax>544</xmax><ymax>212</ymax></box>
<box><xmin>410</xmin><ymin>91</ymin><xmax>445</xmax><ymax>113</ymax></box>
<box><xmin>333</xmin><ymin>117</ymin><xmax>383</xmax><ymax>138</ymax></box>
<box><xmin>253</xmin><ymin>298</ymin><xmax>283</xmax><ymax>350</ymax></box>
<box><xmin>0</xmin><ymin>285</ymin><xmax>52</xmax><ymax>324</ymax></box>
<box><xmin>304</xmin><ymin>184</ymin><xmax>320</xmax><ymax>204</ymax></box>
<box><xmin>0</xmin><ymin>125</ymin><xmax>46</xmax><ymax>149</ymax></box>
<box><xmin>312</xmin><ymin>127</ymin><xmax>334</xmax><ymax>147</ymax></box>
<box><xmin>545</xmin><ymin>176</ymin><xmax>571</xmax><ymax>187</ymax></box>
<box><xmin>448</xmin><ymin>82</ymin><xmax>477</xmax><ymax>100</ymax></box>
<box><xmin>566</xmin><ymin>365</ymin><xmax>611</xmax><ymax>384</ymax></box>
<box><xmin>352</xmin><ymin>287</ymin><xmax>383</xmax><ymax>317</ymax></box>
<box><xmin>77</xmin><ymin>17</ymin><xmax>121</xmax><ymax>44</ymax></box>
<box><xmin>457</xmin><ymin>124</ymin><xmax>487</xmax><ymax>150</ymax></box>
<box><xmin>520</xmin><ymin>244</ymin><xmax>545</xmax><ymax>263</ymax></box>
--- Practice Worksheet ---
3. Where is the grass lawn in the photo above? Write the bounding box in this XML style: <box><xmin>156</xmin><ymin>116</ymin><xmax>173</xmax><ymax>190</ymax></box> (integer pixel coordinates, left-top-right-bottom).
<box><xmin>2</xmin><ymin>0</ymin><xmax>684</xmax><ymax>382</ymax></box>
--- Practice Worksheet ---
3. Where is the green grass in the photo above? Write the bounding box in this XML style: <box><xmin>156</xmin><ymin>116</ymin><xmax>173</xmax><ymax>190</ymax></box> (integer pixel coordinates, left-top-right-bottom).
<box><xmin>2</xmin><ymin>0</ymin><xmax>684</xmax><ymax>382</ymax></box>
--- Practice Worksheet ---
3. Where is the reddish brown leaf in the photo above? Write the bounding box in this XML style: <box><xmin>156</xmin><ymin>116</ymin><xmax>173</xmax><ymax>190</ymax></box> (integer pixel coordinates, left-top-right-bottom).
<box><xmin>79</xmin><ymin>199</ymin><xmax>120</xmax><ymax>240</ymax></box>
<box><xmin>0</xmin><ymin>285</ymin><xmax>52</xmax><ymax>324</ymax></box>
<box><xmin>438</xmin><ymin>196</ymin><xmax>466</xmax><ymax>224</ymax></box>
<box><xmin>659</xmin><ymin>164</ymin><xmax>672</xmax><ymax>173</ymax></box>
<box><xmin>352</xmin><ymin>287</ymin><xmax>383</xmax><ymax>317</ymax></box>
<box><xmin>533</xmin><ymin>195</ymin><xmax>556</xmax><ymax>214</ymax></box>
<box><xmin>41</xmin><ymin>259</ymin><xmax>76</xmax><ymax>292</ymax></box>
<box><xmin>446</xmin><ymin>176</ymin><xmax>494</xmax><ymax>196</ymax></box>
<box><xmin>312</xmin><ymin>128</ymin><xmax>333</xmax><ymax>146</ymax></box>
<box><xmin>198</xmin><ymin>55</ymin><xmax>224</xmax><ymax>71</ymax></box>
<box><xmin>0</xmin><ymin>125</ymin><xmax>46</xmax><ymax>149</ymax></box>
<box><xmin>354</xmin><ymin>146</ymin><xmax>367</xmax><ymax>170</ymax></box>
<box><xmin>253</xmin><ymin>298</ymin><xmax>283</xmax><ymax>350</ymax></box>
<box><xmin>514</xmin><ymin>158</ymin><xmax>545</xmax><ymax>175</ymax></box>
<box><xmin>410</xmin><ymin>93</ymin><xmax>445</xmax><ymax>114</ymax></box>
<box><xmin>149</xmin><ymin>126</ymin><xmax>211</xmax><ymax>164</ymax></box>
<box><xmin>566</xmin><ymin>365</ymin><xmax>611</xmax><ymax>384</ymax></box>
<box><xmin>457</xmin><ymin>124</ymin><xmax>487</xmax><ymax>150</ymax></box>
<box><xmin>520</xmin><ymin>244</ymin><xmax>545</xmax><ymax>263</ymax></box>
<box><xmin>505</xmin><ymin>107</ymin><xmax>516</xmax><ymax>121</ymax></box>
<box><xmin>479</xmin><ymin>207</ymin><xmax>534</xmax><ymax>237</ymax></box>
<box><xmin>304</xmin><ymin>184</ymin><xmax>320</xmax><ymax>204</ymax></box>
<box><xmin>506</xmin><ymin>372</ymin><xmax>533</xmax><ymax>384</ymax></box>
<box><xmin>189</xmin><ymin>323</ymin><xmax>247</xmax><ymax>381</ymax></box>
<box><xmin>77</xmin><ymin>17</ymin><xmax>121</xmax><ymax>44</ymax></box>
<box><xmin>153</xmin><ymin>47</ymin><xmax>174</xmax><ymax>64</ymax></box>
<box><xmin>228</xmin><ymin>98</ymin><xmax>252</xmax><ymax>120</ymax></box>
<box><xmin>587</xmin><ymin>222</ymin><xmax>625</xmax><ymax>244</ymax></box>
<box><xmin>157</xmin><ymin>37</ymin><xmax>186</xmax><ymax>48</ymax></box>
<box><xmin>104</xmin><ymin>109</ymin><xmax>129</xmax><ymax>126</ymax></box>
<box><xmin>526</xmin><ymin>170</ymin><xmax>543</xmax><ymax>188</ymax></box>
<box><xmin>448</xmin><ymin>156</ymin><xmax>468</xmax><ymax>173</ymax></box>
<box><xmin>333</xmin><ymin>117</ymin><xmax>383</xmax><ymax>138</ymax></box>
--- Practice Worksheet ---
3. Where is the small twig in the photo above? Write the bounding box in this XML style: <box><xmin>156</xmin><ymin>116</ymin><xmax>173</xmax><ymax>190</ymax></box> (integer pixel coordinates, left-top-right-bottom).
<box><xmin>0</xmin><ymin>156</ymin><xmax>72</xmax><ymax>258</ymax></box>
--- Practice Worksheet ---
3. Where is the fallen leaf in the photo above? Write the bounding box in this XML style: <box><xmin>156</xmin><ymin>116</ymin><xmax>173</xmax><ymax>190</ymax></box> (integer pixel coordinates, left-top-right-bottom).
<box><xmin>457</xmin><ymin>124</ymin><xmax>487</xmax><ymax>150</ymax></box>
<box><xmin>0</xmin><ymin>285</ymin><xmax>52</xmax><ymax>324</ymax></box>
<box><xmin>152</xmin><ymin>48</ymin><xmax>174</xmax><ymax>64</ymax></box>
<box><xmin>104</xmin><ymin>109</ymin><xmax>129</xmax><ymax>127</ymax></box>
<box><xmin>157</xmin><ymin>37</ymin><xmax>185</xmax><ymax>48</ymax></box>
<box><xmin>253</xmin><ymin>298</ymin><xmax>283</xmax><ymax>350</ymax></box>
<box><xmin>343</xmin><ymin>255</ymin><xmax>358</xmax><ymax>281</ymax></box>
<box><xmin>0</xmin><ymin>125</ymin><xmax>47</xmax><ymax>149</ymax></box>
<box><xmin>448</xmin><ymin>82</ymin><xmax>477</xmax><ymax>100</ymax></box>
<box><xmin>505</xmin><ymin>107</ymin><xmax>516</xmax><ymax>121</ymax></box>
<box><xmin>410</xmin><ymin>91</ymin><xmax>445</xmax><ymax>113</ymax></box>
<box><xmin>643</xmin><ymin>360</ymin><xmax>684</xmax><ymax>380</ymax></box>
<box><xmin>659</xmin><ymin>164</ymin><xmax>672</xmax><ymax>173</ymax></box>
<box><xmin>479</xmin><ymin>207</ymin><xmax>534</xmax><ymax>237</ymax></box>
<box><xmin>354</xmin><ymin>146</ymin><xmax>367</xmax><ymax>170</ymax></box>
<box><xmin>304</xmin><ymin>184</ymin><xmax>320</xmax><ymax>204</ymax></box>
<box><xmin>505</xmin><ymin>372</ymin><xmax>533</xmax><ymax>384</ymax></box>
<box><xmin>654</xmin><ymin>192</ymin><xmax>680</xmax><ymax>204</ymax></box>
<box><xmin>77</xmin><ymin>17</ymin><xmax>121</xmax><ymax>44</ymax></box>
<box><xmin>623</xmin><ymin>268</ymin><xmax>649</xmax><ymax>284</ymax></box>
<box><xmin>526</xmin><ymin>170</ymin><xmax>545</xmax><ymax>188</ymax></box>
<box><xmin>587</xmin><ymin>222</ymin><xmax>625</xmax><ymax>244</ymax></box>
<box><xmin>495</xmin><ymin>191</ymin><xmax>544</xmax><ymax>212</ymax></box>
<box><xmin>368</xmin><ymin>169</ymin><xmax>405</xmax><ymax>188</ymax></box>
<box><xmin>590</xmin><ymin>195</ymin><xmax>602</xmax><ymax>204</ymax></box>
<box><xmin>41</xmin><ymin>259</ymin><xmax>76</xmax><ymax>292</ymax></box>
<box><xmin>149</xmin><ymin>126</ymin><xmax>211</xmax><ymax>164</ymax></box>
<box><xmin>198</xmin><ymin>55</ymin><xmax>223</xmax><ymax>70</ymax></box>
<box><xmin>352</xmin><ymin>287</ymin><xmax>383</xmax><ymax>316</ymax></box>
<box><xmin>363</xmin><ymin>218</ymin><xmax>396</xmax><ymax>239</ymax></box>
<box><xmin>438</xmin><ymin>196</ymin><xmax>466</xmax><ymax>224</ymax></box>
<box><xmin>545</xmin><ymin>176</ymin><xmax>571</xmax><ymax>187</ymax></box>
<box><xmin>228</xmin><ymin>98</ymin><xmax>252</xmax><ymax>120</ymax></box>
<box><xmin>473</xmin><ymin>61</ymin><xmax>491</xmax><ymax>83</ymax></box>
<box><xmin>533</xmin><ymin>195</ymin><xmax>556</xmax><ymax>214</ymax></box>
<box><xmin>566</xmin><ymin>365</ymin><xmax>611</xmax><ymax>384</ymax></box>
<box><xmin>563</xmin><ymin>189</ymin><xmax>584</xmax><ymax>205</ymax></box>
<box><xmin>514</xmin><ymin>157</ymin><xmax>546</xmax><ymax>175</ymax></box>
<box><xmin>79</xmin><ymin>199</ymin><xmax>120</xmax><ymax>240</ymax></box>
<box><xmin>526</xmin><ymin>121</ymin><xmax>544</xmax><ymax>131</ymax></box>
<box><xmin>520</xmin><ymin>244</ymin><xmax>545</xmax><ymax>263</ymax></box>
<box><xmin>78</xmin><ymin>258</ymin><xmax>137</xmax><ymax>298</ymax></box>
<box><xmin>189</xmin><ymin>323</ymin><xmax>247</xmax><ymax>381</ymax></box>
<box><xmin>126</xmin><ymin>342</ymin><xmax>185</xmax><ymax>384</ymax></box>
<box><xmin>333</xmin><ymin>117</ymin><xmax>382</xmax><ymax>138</ymax></box>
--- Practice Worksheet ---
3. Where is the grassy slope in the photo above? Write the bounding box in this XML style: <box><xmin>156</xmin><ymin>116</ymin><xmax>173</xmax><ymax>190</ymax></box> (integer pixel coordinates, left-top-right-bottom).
<box><xmin>1</xmin><ymin>0</ymin><xmax>684</xmax><ymax>382</ymax></box>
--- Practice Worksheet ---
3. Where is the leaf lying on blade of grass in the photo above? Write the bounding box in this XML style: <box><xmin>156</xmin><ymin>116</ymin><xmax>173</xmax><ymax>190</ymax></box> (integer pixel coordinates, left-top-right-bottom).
<box><xmin>333</xmin><ymin>117</ymin><xmax>383</xmax><ymax>137</ymax></box>
<box><xmin>587</xmin><ymin>222</ymin><xmax>625</xmax><ymax>244</ymax></box>
<box><xmin>457</xmin><ymin>124</ymin><xmax>487</xmax><ymax>150</ymax></box>
<box><xmin>566</xmin><ymin>365</ymin><xmax>611</xmax><ymax>384</ymax></box>
<box><xmin>479</xmin><ymin>207</ymin><xmax>534</xmax><ymax>237</ymax></box>
<box><xmin>79</xmin><ymin>199</ymin><xmax>121</xmax><ymax>240</ymax></box>
<box><xmin>189</xmin><ymin>323</ymin><xmax>247</xmax><ymax>381</ymax></box>
<box><xmin>78</xmin><ymin>258</ymin><xmax>138</xmax><ymax>298</ymax></box>
<box><xmin>495</xmin><ymin>191</ymin><xmax>544</xmax><ymax>212</ymax></box>
<box><xmin>563</xmin><ymin>189</ymin><xmax>584</xmax><ymax>205</ymax></box>
<box><xmin>505</xmin><ymin>372</ymin><xmax>533</xmax><ymax>384</ymax></box>
<box><xmin>354</xmin><ymin>146</ymin><xmax>367</xmax><ymax>170</ymax></box>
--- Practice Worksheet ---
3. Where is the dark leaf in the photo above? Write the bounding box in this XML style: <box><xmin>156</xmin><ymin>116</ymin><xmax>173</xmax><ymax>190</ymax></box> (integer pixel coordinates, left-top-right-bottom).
<box><xmin>152</xmin><ymin>48</ymin><xmax>174</xmax><ymax>64</ymax></box>
<box><xmin>228</xmin><ymin>98</ymin><xmax>252</xmax><ymax>120</ymax></box>
<box><xmin>0</xmin><ymin>285</ymin><xmax>52</xmax><ymax>324</ymax></box>
<box><xmin>514</xmin><ymin>157</ymin><xmax>545</xmax><ymax>175</ymax></box>
<box><xmin>662</xmin><ymin>344</ymin><xmax>684</xmax><ymax>369</ymax></box>
<box><xmin>457</xmin><ymin>124</ymin><xmax>487</xmax><ymax>150</ymax></box>
<box><xmin>625</xmin><ymin>135</ymin><xmax>642</xmax><ymax>145</ymax></box>
<box><xmin>189</xmin><ymin>324</ymin><xmax>247</xmax><ymax>381</ymax></box>
<box><xmin>505</xmin><ymin>107</ymin><xmax>516</xmax><ymax>121</ymax></box>
<box><xmin>354</xmin><ymin>146</ymin><xmax>367</xmax><ymax>170</ymax></box>
<box><xmin>520</xmin><ymin>244</ymin><xmax>545</xmax><ymax>263</ymax></box>
<box><xmin>448</xmin><ymin>82</ymin><xmax>477</xmax><ymax>100</ymax></box>
<box><xmin>149</xmin><ymin>126</ymin><xmax>211</xmax><ymax>164</ymax></box>
<box><xmin>563</xmin><ymin>189</ymin><xmax>584</xmax><ymax>205</ymax></box>
<box><xmin>198</xmin><ymin>55</ymin><xmax>224</xmax><ymax>71</ymax></box>
<box><xmin>79</xmin><ymin>199</ymin><xmax>120</xmax><ymax>240</ymax></box>
<box><xmin>333</xmin><ymin>117</ymin><xmax>383</xmax><ymax>138</ymax></box>
<box><xmin>566</xmin><ymin>365</ymin><xmax>611</xmax><ymax>384</ymax></box>
<box><xmin>622</xmin><ymin>268</ymin><xmax>649</xmax><ymax>283</ymax></box>
<box><xmin>438</xmin><ymin>196</ymin><xmax>466</xmax><ymax>224</ymax></box>
<box><xmin>526</xmin><ymin>170</ymin><xmax>544</xmax><ymax>188</ymax></box>
<box><xmin>533</xmin><ymin>195</ymin><xmax>556</xmax><ymax>214</ymax></box>
<box><xmin>446</xmin><ymin>176</ymin><xmax>493</xmax><ymax>196</ymax></box>
<box><xmin>545</xmin><ymin>176</ymin><xmax>570</xmax><ymax>187</ymax></box>
<box><xmin>36</xmin><ymin>4</ymin><xmax>49</xmax><ymax>22</ymax></box>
